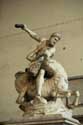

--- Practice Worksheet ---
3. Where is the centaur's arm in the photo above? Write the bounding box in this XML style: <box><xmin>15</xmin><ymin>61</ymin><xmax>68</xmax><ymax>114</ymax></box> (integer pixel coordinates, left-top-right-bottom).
<box><xmin>15</xmin><ymin>24</ymin><xmax>45</xmax><ymax>43</ymax></box>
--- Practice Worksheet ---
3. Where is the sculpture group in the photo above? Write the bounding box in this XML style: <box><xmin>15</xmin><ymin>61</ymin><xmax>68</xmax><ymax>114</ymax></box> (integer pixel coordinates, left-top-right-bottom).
<box><xmin>15</xmin><ymin>24</ymin><xmax>80</xmax><ymax>116</ymax></box>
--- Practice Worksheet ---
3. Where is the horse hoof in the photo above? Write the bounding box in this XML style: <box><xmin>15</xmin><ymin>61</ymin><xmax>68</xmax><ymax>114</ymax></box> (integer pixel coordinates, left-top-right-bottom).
<box><xmin>19</xmin><ymin>105</ymin><xmax>26</xmax><ymax>112</ymax></box>
<box><xmin>66</xmin><ymin>104</ymin><xmax>74</xmax><ymax>109</ymax></box>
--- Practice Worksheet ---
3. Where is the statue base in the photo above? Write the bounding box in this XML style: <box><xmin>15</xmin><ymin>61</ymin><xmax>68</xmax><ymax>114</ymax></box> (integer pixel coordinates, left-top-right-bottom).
<box><xmin>21</xmin><ymin>98</ymin><xmax>72</xmax><ymax>117</ymax></box>
<box><xmin>19</xmin><ymin>98</ymin><xmax>80</xmax><ymax>125</ymax></box>
<box><xmin>0</xmin><ymin>114</ymin><xmax>80</xmax><ymax>125</ymax></box>
<box><xmin>19</xmin><ymin>114</ymin><xmax>80</xmax><ymax>125</ymax></box>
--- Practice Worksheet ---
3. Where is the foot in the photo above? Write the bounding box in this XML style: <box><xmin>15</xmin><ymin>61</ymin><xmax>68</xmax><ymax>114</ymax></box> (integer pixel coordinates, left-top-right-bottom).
<box><xmin>33</xmin><ymin>96</ymin><xmax>47</xmax><ymax>104</ymax></box>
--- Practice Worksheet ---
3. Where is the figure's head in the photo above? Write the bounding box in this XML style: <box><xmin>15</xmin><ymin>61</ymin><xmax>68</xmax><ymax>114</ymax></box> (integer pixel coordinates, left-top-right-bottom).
<box><xmin>48</xmin><ymin>32</ymin><xmax>61</xmax><ymax>47</ymax></box>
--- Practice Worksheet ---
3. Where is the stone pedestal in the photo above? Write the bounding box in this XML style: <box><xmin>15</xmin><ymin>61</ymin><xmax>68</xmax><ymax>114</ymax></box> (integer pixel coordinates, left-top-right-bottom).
<box><xmin>0</xmin><ymin>113</ymin><xmax>80</xmax><ymax>125</ymax></box>
<box><xmin>20</xmin><ymin>114</ymin><xmax>80</xmax><ymax>125</ymax></box>
<box><xmin>19</xmin><ymin>98</ymin><xmax>80</xmax><ymax>125</ymax></box>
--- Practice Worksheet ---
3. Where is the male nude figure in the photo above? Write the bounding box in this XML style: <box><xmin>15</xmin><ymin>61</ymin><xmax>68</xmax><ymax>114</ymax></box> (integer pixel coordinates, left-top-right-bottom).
<box><xmin>15</xmin><ymin>24</ymin><xmax>61</xmax><ymax>102</ymax></box>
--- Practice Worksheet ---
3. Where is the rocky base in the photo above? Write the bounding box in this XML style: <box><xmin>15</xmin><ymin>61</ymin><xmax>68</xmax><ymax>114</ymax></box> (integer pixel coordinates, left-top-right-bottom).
<box><xmin>20</xmin><ymin>98</ymin><xmax>72</xmax><ymax>119</ymax></box>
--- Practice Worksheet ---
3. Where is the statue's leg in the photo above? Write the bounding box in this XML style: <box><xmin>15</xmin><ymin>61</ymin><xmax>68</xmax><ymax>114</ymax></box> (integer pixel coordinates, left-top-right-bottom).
<box><xmin>65</xmin><ymin>90</ymin><xmax>80</xmax><ymax>109</ymax></box>
<box><xmin>36</xmin><ymin>69</ymin><xmax>45</xmax><ymax>96</ymax></box>
<box><xmin>72</xmin><ymin>90</ymin><xmax>80</xmax><ymax>106</ymax></box>
<box><xmin>35</xmin><ymin>69</ymin><xmax>47</xmax><ymax>104</ymax></box>
<box><xmin>16</xmin><ymin>85</ymin><xmax>28</xmax><ymax>104</ymax></box>
<box><xmin>66</xmin><ymin>91</ymin><xmax>72</xmax><ymax>108</ymax></box>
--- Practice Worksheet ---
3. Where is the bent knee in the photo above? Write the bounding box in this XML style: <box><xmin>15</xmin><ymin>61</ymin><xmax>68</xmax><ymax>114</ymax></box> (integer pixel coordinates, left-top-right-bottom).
<box><xmin>76</xmin><ymin>90</ymin><xmax>80</xmax><ymax>97</ymax></box>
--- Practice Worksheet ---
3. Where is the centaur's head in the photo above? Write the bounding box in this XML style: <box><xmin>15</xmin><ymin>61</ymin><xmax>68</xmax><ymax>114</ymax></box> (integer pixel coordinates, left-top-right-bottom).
<box><xmin>47</xmin><ymin>32</ymin><xmax>61</xmax><ymax>47</ymax></box>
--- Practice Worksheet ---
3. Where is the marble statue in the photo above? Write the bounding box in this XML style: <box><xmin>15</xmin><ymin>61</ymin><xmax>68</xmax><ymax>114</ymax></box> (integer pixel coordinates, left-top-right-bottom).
<box><xmin>14</xmin><ymin>24</ymin><xmax>80</xmax><ymax>118</ymax></box>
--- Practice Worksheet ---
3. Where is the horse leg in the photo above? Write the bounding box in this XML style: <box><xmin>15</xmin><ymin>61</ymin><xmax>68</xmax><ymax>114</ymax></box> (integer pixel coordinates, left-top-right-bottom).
<box><xmin>65</xmin><ymin>91</ymin><xmax>72</xmax><ymax>108</ymax></box>
<box><xmin>65</xmin><ymin>90</ymin><xmax>80</xmax><ymax>109</ymax></box>
<box><xmin>16</xmin><ymin>85</ymin><xmax>28</xmax><ymax>104</ymax></box>
<box><xmin>72</xmin><ymin>90</ymin><xmax>80</xmax><ymax>107</ymax></box>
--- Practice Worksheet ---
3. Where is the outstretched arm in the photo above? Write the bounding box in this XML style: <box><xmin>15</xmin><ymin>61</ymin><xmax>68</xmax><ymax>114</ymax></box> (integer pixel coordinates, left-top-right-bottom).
<box><xmin>15</xmin><ymin>24</ymin><xmax>45</xmax><ymax>43</ymax></box>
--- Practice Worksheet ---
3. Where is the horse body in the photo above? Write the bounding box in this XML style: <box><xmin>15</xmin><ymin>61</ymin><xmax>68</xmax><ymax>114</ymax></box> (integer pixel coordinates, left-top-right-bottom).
<box><xmin>15</xmin><ymin>71</ymin><xmax>57</xmax><ymax>98</ymax></box>
<box><xmin>15</xmin><ymin>59</ymin><xmax>68</xmax><ymax>101</ymax></box>
<box><xmin>15</xmin><ymin>59</ymin><xmax>80</xmax><ymax>109</ymax></box>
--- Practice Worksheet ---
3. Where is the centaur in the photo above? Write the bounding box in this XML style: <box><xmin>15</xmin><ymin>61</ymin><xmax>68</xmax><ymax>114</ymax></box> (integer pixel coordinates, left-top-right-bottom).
<box><xmin>15</xmin><ymin>24</ymin><xmax>80</xmax><ymax>110</ymax></box>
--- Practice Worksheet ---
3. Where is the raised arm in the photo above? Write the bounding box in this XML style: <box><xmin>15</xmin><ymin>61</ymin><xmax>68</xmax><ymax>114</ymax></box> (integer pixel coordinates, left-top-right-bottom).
<box><xmin>15</xmin><ymin>24</ymin><xmax>44</xmax><ymax>43</ymax></box>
